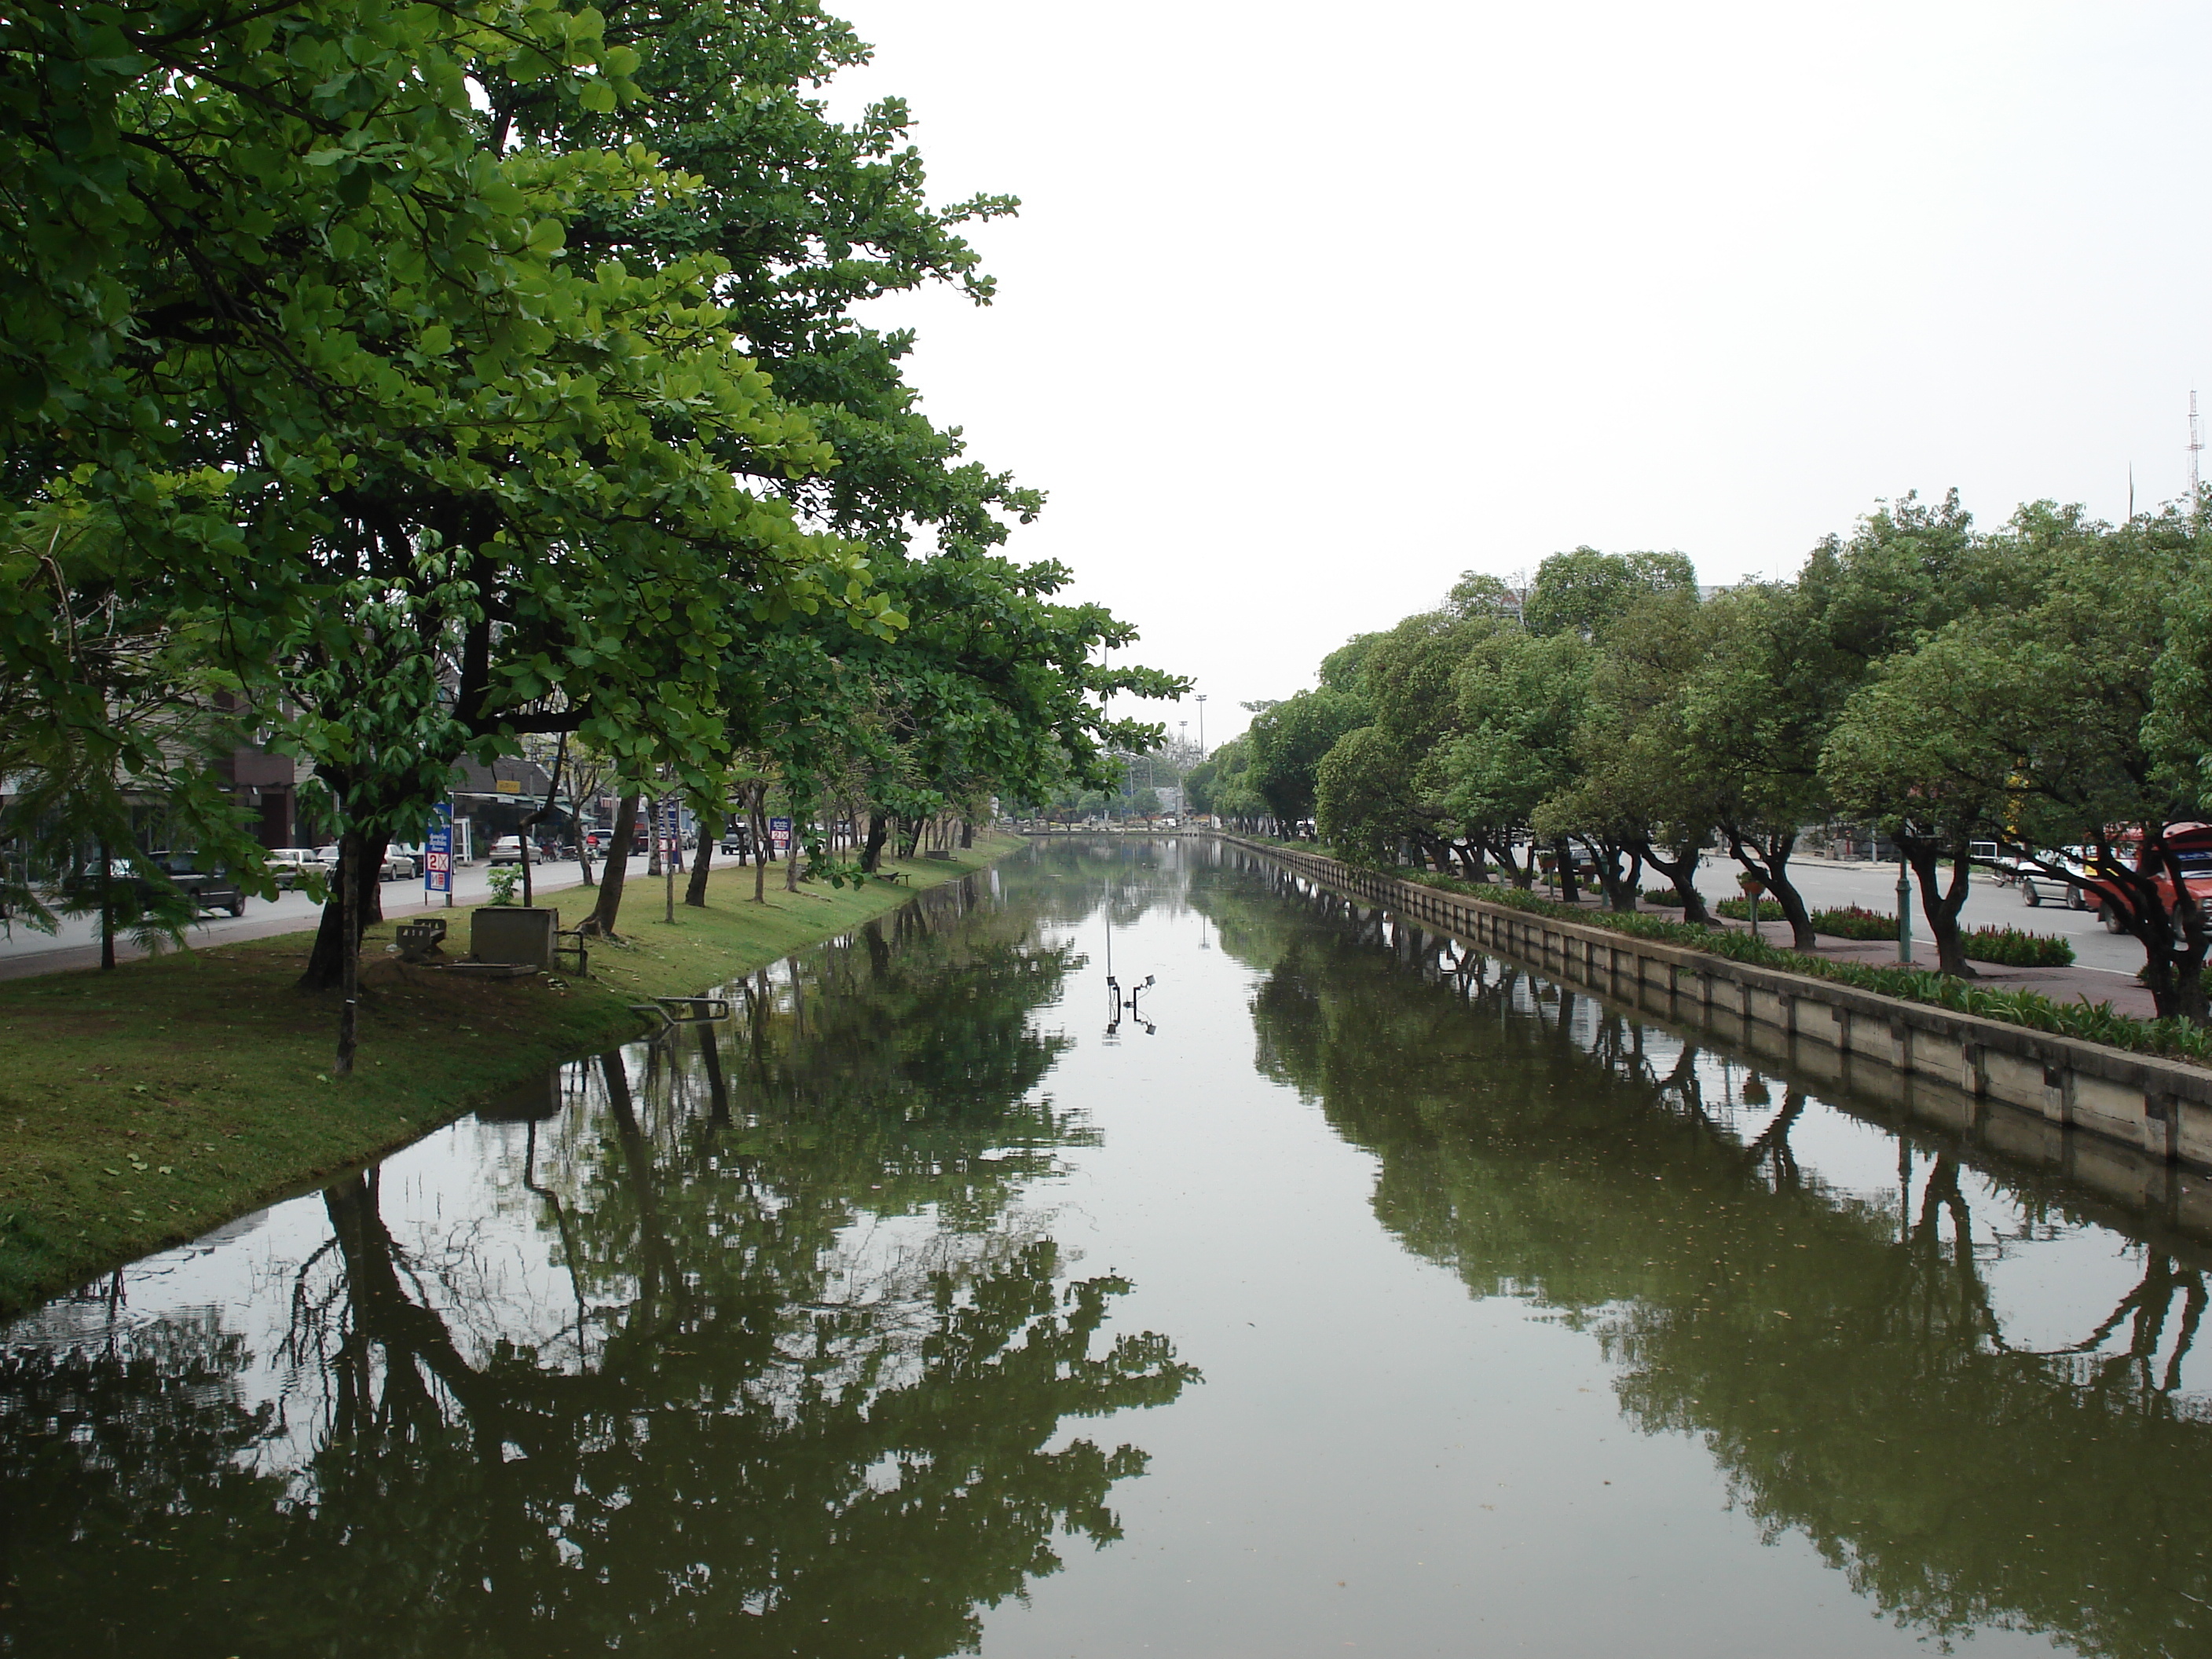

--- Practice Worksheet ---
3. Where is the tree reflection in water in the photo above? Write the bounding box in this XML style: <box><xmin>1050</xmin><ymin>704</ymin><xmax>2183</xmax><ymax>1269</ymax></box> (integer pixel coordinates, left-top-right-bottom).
<box><xmin>0</xmin><ymin>878</ymin><xmax>1195</xmax><ymax>1657</ymax></box>
<box><xmin>1209</xmin><ymin>854</ymin><xmax>2212</xmax><ymax>1659</ymax></box>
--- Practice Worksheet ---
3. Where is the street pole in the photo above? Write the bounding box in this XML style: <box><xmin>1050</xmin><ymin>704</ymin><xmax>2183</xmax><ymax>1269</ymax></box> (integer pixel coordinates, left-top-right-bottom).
<box><xmin>1196</xmin><ymin>694</ymin><xmax>1207</xmax><ymax>758</ymax></box>
<box><xmin>1896</xmin><ymin>855</ymin><xmax>1913</xmax><ymax>964</ymax></box>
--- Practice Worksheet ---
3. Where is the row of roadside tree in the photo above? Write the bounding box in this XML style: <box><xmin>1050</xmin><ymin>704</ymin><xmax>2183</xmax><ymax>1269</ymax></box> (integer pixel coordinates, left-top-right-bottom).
<box><xmin>0</xmin><ymin>1</ymin><xmax>1178</xmax><ymax>1068</ymax></box>
<box><xmin>1188</xmin><ymin>493</ymin><xmax>2212</xmax><ymax>1024</ymax></box>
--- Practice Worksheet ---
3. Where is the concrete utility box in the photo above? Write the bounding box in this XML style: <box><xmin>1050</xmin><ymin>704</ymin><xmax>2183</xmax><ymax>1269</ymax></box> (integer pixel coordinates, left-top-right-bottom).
<box><xmin>471</xmin><ymin>906</ymin><xmax>558</xmax><ymax>969</ymax></box>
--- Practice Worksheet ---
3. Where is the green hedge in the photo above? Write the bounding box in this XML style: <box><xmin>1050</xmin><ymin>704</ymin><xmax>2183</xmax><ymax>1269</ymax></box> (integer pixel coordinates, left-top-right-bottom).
<box><xmin>1395</xmin><ymin>870</ymin><xmax>2203</xmax><ymax>1065</ymax></box>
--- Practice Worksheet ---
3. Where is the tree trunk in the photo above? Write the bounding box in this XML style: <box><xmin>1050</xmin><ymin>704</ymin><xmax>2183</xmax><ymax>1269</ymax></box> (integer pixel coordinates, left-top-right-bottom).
<box><xmin>1903</xmin><ymin>837</ymin><xmax>1977</xmax><ymax>978</ymax></box>
<box><xmin>335</xmin><ymin>829</ymin><xmax>360</xmax><ymax>1075</ymax></box>
<box><xmin>783</xmin><ymin>817</ymin><xmax>802</xmax><ymax>892</ymax></box>
<box><xmin>698</xmin><ymin>1022</ymin><xmax>730</xmax><ymax>1128</ymax></box>
<box><xmin>862</xmin><ymin>811</ymin><xmax>890</xmax><ymax>874</ymax></box>
<box><xmin>684</xmin><ymin>819</ymin><xmax>715</xmax><ymax>908</ymax></box>
<box><xmin>2111</xmin><ymin>834</ymin><xmax>2211</xmax><ymax>1024</ymax></box>
<box><xmin>518</xmin><ymin>734</ymin><xmax>566</xmax><ymax>911</ymax></box>
<box><xmin>961</xmin><ymin>818</ymin><xmax>974</xmax><ymax>849</ymax></box>
<box><xmin>1725</xmin><ymin>825</ymin><xmax>1814</xmax><ymax>950</ymax></box>
<box><xmin>1552</xmin><ymin>837</ymin><xmax>1580</xmax><ymax>905</ymax></box>
<box><xmin>1643</xmin><ymin>832</ymin><xmax>1712</xmax><ymax>925</ymax></box>
<box><xmin>646</xmin><ymin>795</ymin><xmax>663</xmax><ymax>878</ymax></box>
<box><xmin>1485</xmin><ymin>837</ymin><xmax>1535</xmax><ymax>888</ymax></box>
<box><xmin>298</xmin><ymin>830</ymin><xmax>390</xmax><ymax>990</ymax></box>
<box><xmin>96</xmin><ymin>836</ymin><xmax>115</xmax><ymax>971</ymax></box>
<box><xmin>1590</xmin><ymin>836</ymin><xmax>1645</xmax><ymax>913</ymax></box>
<box><xmin>585</xmin><ymin>791</ymin><xmax>641</xmax><ymax>936</ymax></box>
<box><xmin>751</xmin><ymin>788</ymin><xmax>770</xmax><ymax>904</ymax></box>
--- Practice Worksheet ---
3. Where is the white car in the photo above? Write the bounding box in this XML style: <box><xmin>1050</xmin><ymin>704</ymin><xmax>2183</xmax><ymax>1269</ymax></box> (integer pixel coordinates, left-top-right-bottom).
<box><xmin>2016</xmin><ymin>851</ymin><xmax>2092</xmax><ymax>910</ymax></box>
<box><xmin>266</xmin><ymin>848</ymin><xmax>322</xmax><ymax>890</ymax></box>
<box><xmin>488</xmin><ymin>836</ymin><xmax>535</xmax><ymax>866</ymax></box>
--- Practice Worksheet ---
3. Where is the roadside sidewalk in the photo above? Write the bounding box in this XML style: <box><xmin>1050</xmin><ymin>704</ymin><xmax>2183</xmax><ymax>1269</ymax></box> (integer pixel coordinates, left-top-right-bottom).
<box><xmin>0</xmin><ymin>866</ymin><xmax>594</xmax><ymax>983</ymax></box>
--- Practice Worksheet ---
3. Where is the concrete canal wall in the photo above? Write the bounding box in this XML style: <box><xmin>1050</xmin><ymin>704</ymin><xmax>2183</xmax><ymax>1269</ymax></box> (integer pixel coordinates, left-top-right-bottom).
<box><xmin>1215</xmin><ymin>835</ymin><xmax>2212</xmax><ymax>1186</ymax></box>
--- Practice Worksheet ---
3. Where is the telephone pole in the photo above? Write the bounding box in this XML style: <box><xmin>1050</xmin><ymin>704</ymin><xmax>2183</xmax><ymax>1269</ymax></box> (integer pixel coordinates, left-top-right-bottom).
<box><xmin>2191</xmin><ymin>391</ymin><xmax>2203</xmax><ymax>501</ymax></box>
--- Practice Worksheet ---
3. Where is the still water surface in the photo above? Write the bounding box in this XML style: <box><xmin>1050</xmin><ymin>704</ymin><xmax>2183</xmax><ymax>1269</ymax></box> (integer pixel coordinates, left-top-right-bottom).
<box><xmin>5</xmin><ymin>839</ymin><xmax>2210</xmax><ymax>1656</ymax></box>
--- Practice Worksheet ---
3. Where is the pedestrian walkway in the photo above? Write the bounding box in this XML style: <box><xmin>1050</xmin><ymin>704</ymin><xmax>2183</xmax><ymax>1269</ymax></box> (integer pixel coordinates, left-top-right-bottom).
<box><xmin>0</xmin><ymin>862</ymin><xmax>593</xmax><ymax>983</ymax></box>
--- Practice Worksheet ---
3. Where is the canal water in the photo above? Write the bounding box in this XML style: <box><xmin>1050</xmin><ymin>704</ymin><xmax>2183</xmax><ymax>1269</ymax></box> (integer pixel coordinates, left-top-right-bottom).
<box><xmin>4</xmin><ymin>838</ymin><xmax>2209</xmax><ymax>1657</ymax></box>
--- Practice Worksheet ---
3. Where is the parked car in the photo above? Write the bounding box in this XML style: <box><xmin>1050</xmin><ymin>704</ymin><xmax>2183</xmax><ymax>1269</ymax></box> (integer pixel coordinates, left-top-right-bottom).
<box><xmin>720</xmin><ymin>826</ymin><xmax>755</xmax><ymax>857</ymax></box>
<box><xmin>154</xmin><ymin>850</ymin><xmax>248</xmax><ymax>917</ymax></box>
<box><xmin>488</xmin><ymin>835</ymin><xmax>534</xmax><ymax>866</ymax></box>
<box><xmin>64</xmin><ymin>851</ymin><xmax>247</xmax><ymax>918</ymax></box>
<box><xmin>386</xmin><ymin>844</ymin><xmax>426</xmax><ymax>878</ymax></box>
<box><xmin>266</xmin><ymin>848</ymin><xmax>323</xmax><ymax>890</ymax></box>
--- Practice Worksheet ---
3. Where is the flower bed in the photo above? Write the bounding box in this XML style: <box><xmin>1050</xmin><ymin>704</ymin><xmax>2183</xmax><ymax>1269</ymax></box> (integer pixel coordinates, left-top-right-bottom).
<box><xmin>1711</xmin><ymin>898</ymin><xmax>2072</xmax><ymax>964</ymax></box>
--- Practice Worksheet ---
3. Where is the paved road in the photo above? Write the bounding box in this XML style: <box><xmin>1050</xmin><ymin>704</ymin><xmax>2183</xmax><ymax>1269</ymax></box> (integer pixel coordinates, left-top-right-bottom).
<box><xmin>0</xmin><ymin>859</ymin><xmax>597</xmax><ymax>981</ymax></box>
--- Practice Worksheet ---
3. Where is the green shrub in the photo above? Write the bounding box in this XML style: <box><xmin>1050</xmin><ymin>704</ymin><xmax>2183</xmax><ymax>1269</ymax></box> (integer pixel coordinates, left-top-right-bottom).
<box><xmin>1642</xmin><ymin>888</ymin><xmax>1686</xmax><ymax>906</ymax></box>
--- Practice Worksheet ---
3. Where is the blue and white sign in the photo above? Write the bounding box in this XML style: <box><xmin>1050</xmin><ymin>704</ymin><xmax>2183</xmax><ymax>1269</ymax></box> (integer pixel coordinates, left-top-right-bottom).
<box><xmin>769</xmin><ymin>815</ymin><xmax>792</xmax><ymax>851</ymax></box>
<box><xmin>424</xmin><ymin>811</ymin><xmax>452</xmax><ymax>894</ymax></box>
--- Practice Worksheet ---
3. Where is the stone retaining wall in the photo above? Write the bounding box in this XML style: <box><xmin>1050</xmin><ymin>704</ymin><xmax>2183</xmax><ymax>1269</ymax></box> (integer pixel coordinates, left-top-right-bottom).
<box><xmin>1219</xmin><ymin>836</ymin><xmax>2212</xmax><ymax>1176</ymax></box>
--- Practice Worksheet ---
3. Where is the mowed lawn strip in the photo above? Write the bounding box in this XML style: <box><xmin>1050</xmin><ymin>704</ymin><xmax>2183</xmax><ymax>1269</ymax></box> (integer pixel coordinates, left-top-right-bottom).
<box><xmin>0</xmin><ymin>837</ymin><xmax>1019</xmax><ymax>1313</ymax></box>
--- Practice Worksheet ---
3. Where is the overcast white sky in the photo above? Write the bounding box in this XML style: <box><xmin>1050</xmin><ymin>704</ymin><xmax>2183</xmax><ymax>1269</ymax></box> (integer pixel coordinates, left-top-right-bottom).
<box><xmin>829</xmin><ymin>1</ymin><xmax>2212</xmax><ymax>747</ymax></box>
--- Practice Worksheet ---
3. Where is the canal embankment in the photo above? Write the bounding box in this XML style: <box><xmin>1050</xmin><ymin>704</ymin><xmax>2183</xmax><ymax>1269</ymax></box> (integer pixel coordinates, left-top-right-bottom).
<box><xmin>0</xmin><ymin>837</ymin><xmax>1021</xmax><ymax>1313</ymax></box>
<box><xmin>1218</xmin><ymin>835</ymin><xmax>2212</xmax><ymax>1203</ymax></box>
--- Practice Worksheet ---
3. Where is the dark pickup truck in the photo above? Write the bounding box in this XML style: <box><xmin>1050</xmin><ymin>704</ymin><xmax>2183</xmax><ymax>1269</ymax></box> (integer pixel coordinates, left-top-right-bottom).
<box><xmin>68</xmin><ymin>852</ymin><xmax>247</xmax><ymax>919</ymax></box>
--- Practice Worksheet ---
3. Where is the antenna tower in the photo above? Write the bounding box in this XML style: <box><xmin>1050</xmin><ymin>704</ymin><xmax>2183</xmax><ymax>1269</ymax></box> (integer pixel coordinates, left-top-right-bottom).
<box><xmin>2176</xmin><ymin>394</ymin><xmax>2194</xmax><ymax>500</ymax></box>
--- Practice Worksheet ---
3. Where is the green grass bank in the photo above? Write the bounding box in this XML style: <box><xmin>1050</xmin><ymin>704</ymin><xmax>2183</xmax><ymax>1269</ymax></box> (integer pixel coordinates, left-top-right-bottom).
<box><xmin>0</xmin><ymin>836</ymin><xmax>1020</xmax><ymax>1314</ymax></box>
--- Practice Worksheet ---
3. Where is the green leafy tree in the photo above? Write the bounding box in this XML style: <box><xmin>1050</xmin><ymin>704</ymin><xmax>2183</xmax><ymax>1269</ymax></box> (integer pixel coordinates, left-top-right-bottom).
<box><xmin>1674</xmin><ymin>584</ymin><xmax>1848</xmax><ymax>948</ymax></box>
<box><xmin>1315</xmin><ymin>725</ymin><xmax>1420</xmax><ymax>866</ymax></box>
<box><xmin>0</xmin><ymin>504</ymin><xmax>273</xmax><ymax>964</ymax></box>
<box><xmin>1246</xmin><ymin>688</ymin><xmax>1370</xmax><ymax>830</ymax></box>
<box><xmin>1823</xmin><ymin>510</ymin><xmax>2209</xmax><ymax>1019</ymax></box>
<box><xmin>1442</xmin><ymin>630</ymin><xmax>1594</xmax><ymax>892</ymax></box>
<box><xmin>1524</xmin><ymin>548</ymin><xmax>1697</xmax><ymax>640</ymax></box>
<box><xmin>1541</xmin><ymin>590</ymin><xmax>1717</xmax><ymax>917</ymax></box>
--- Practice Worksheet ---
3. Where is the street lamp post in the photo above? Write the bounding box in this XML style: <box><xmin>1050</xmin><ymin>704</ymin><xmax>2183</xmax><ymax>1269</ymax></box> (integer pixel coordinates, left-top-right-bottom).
<box><xmin>1897</xmin><ymin>855</ymin><xmax>1914</xmax><ymax>964</ymax></box>
<box><xmin>1196</xmin><ymin>694</ymin><xmax>1207</xmax><ymax>757</ymax></box>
